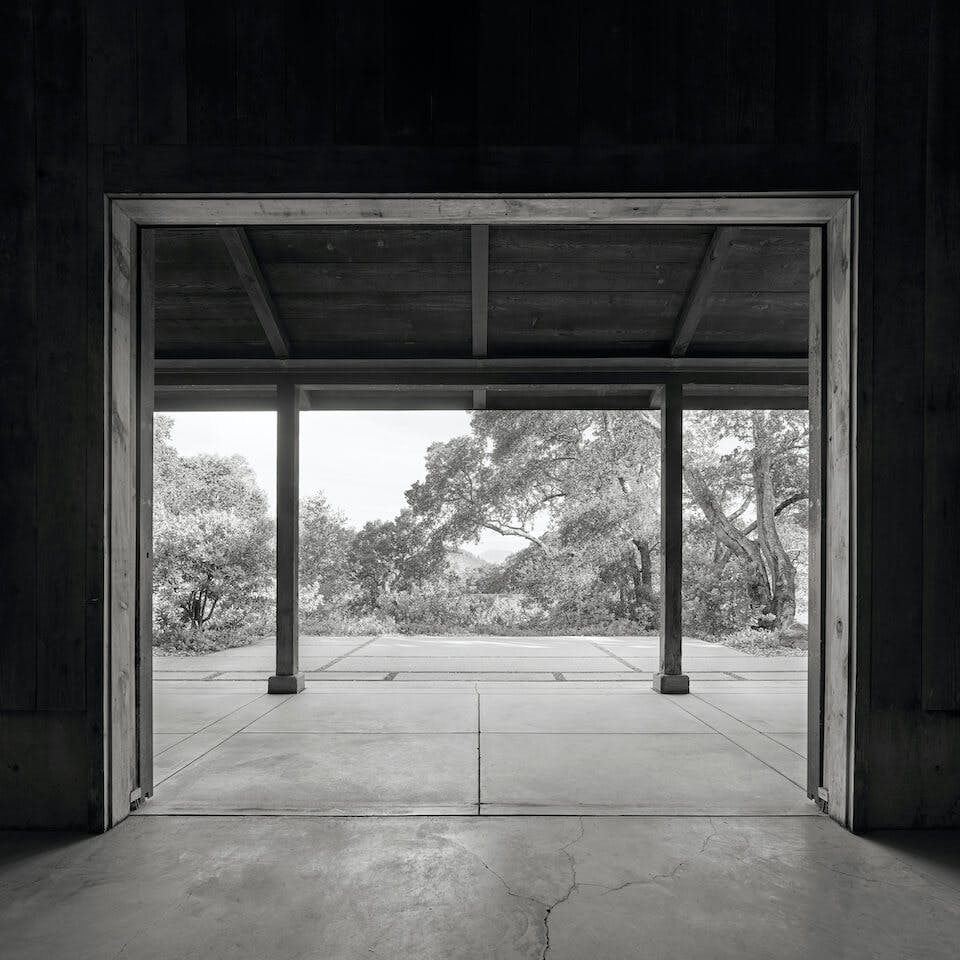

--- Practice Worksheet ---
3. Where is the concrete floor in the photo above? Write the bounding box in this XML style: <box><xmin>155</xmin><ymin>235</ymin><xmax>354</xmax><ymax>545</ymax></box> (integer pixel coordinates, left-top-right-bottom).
<box><xmin>4</xmin><ymin>637</ymin><xmax>958</xmax><ymax>958</ymax></box>
<box><xmin>2</xmin><ymin>816</ymin><xmax>959</xmax><ymax>959</ymax></box>
<box><xmin>147</xmin><ymin>635</ymin><xmax>810</xmax><ymax>816</ymax></box>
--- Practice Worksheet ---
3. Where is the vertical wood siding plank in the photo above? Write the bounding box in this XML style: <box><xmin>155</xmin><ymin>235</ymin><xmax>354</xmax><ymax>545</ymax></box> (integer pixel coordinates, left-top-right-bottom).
<box><xmin>477</xmin><ymin>0</ymin><xmax>529</xmax><ymax>145</ymax></box>
<box><xmin>138</xmin><ymin>0</ymin><xmax>188</xmax><ymax>145</ymax></box>
<box><xmin>429</xmin><ymin>4</ymin><xmax>478</xmax><ymax>146</ymax></box>
<box><xmin>383</xmin><ymin>1</ymin><xmax>433</xmax><ymax>144</ymax></box>
<box><xmin>236</xmin><ymin>0</ymin><xmax>285</xmax><ymax>146</ymax></box>
<box><xmin>281</xmin><ymin>0</ymin><xmax>335</xmax><ymax>145</ymax></box>
<box><xmin>579</xmin><ymin>0</ymin><xmax>631</xmax><ymax>145</ymax></box>
<box><xmin>629</xmin><ymin>4</ymin><xmax>678</xmax><ymax>143</ymax></box>
<box><xmin>868</xmin><ymin>0</ymin><xmax>929</xmax><ymax>710</ymax></box>
<box><xmin>921</xmin><ymin>0</ymin><xmax>960</xmax><ymax>709</ymax></box>
<box><xmin>675</xmin><ymin>4</ymin><xmax>727</xmax><ymax>142</ymax></box>
<box><xmin>774</xmin><ymin>0</ymin><xmax>826</xmax><ymax>143</ymax></box>
<box><xmin>185</xmin><ymin>0</ymin><xmax>239</xmax><ymax>145</ymax></box>
<box><xmin>0</xmin><ymin>0</ymin><xmax>39</xmax><ymax>711</ymax></box>
<box><xmin>86</xmin><ymin>0</ymin><xmax>138</xmax><ymax>147</ymax></box>
<box><xmin>723</xmin><ymin>1</ymin><xmax>776</xmax><ymax>143</ymax></box>
<box><xmin>334</xmin><ymin>0</ymin><xmax>385</xmax><ymax>144</ymax></box>
<box><xmin>528</xmin><ymin>0</ymin><xmax>579</xmax><ymax>145</ymax></box>
<box><xmin>35</xmin><ymin>0</ymin><xmax>87</xmax><ymax>710</ymax></box>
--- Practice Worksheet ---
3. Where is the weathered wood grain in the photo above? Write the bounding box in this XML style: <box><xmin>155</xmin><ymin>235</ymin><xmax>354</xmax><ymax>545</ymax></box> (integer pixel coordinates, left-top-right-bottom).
<box><xmin>137</xmin><ymin>0</ymin><xmax>187</xmax><ymax>145</ymax></box>
<box><xmin>0</xmin><ymin>0</ymin><xmax>38</xmax><ymax>712</ymax></box>
<box><xmin>108</xmin><ymin>204</ymin><xmax>139</xmax><ymax>827</ymax></box>
<box><xmin>806</xmin><ymin>227</ymin><xmax>825</xmax><ymax>797</ymax></box>
<box><xmin>822</xmin><ymin>204</ymin><xmax>853</xmax><ymax>826</ymax></box>
<box><xmin>184</xmin><ymin>0</ymin><xmax>237</xmax><ymax>145</ymax></box>
<box><xmin>471</xmin><ymin>226</ymin><xmax>489</xmax><ymax>358</ymax></box>
<box><xmin>670</xmin><ymin>228</ymin><xmax>737</xmax><ymax>355</ymax></box>
<box><xmin>35</xmin><ymin>0</ymin><xmax>87</xmax><ymax>711</ymax></box>
<box><xmin>335</xmin><ymin>0</ymin><xmax>383</xmax><ymax>144</ymax></box>
<box><xmin>868</xmin><ymin>0</ymin><xmax>929</xmax><ymax>711</ymax></box>
<box><xmin>273</xmin><ymin>383</ymin><xmax>300</xmax><ymax>684</ymax></box>
<box><xmin>220</xmin><ymin>228</ymin><xmax>290</xmax><ymax>358</ymax></box>
<box><xmin>921</xmin><ymin>0</ymin><xmax>960</xmax><ymax>710</ymax></box>
<box><xmin>136</xmin><ymin>230</ymin><xmax>156</xmax><ymax>798</ymax></box>
<box><xmin>657</xmin><ymin>381</ymin><xmax>685</xmax><ymax>688</ymax></box>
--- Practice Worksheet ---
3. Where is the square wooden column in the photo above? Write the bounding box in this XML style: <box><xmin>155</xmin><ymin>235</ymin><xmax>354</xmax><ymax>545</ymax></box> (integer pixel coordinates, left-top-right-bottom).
<box><xmin>268</xmin><ymin>382</ymin><xmax>305</xmax><ymax>694</ymax></box>
<box><xmin>653</xmin><ymin>380</ymin><xmax>689</xmax><ymax>694</ymax></box>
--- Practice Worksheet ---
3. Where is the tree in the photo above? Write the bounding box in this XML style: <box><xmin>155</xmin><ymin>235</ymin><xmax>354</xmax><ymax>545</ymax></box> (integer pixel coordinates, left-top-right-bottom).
<box><xmin>347</xmin><ymin>508</ymin><xmax>447</xmax><ymax>608</ymax></box>
<box><xmin>408</xmin><ymin>410</ymin><xmax>661</xmax><ymax>625</ymax></box>
<box><xmin>299</xmin><ymin>493</ymin><xmax>354</xmax><ymax>615</ymax></box>
<box><xmin>677</xmin><ymin>410</ymin><xmax>808</xmax><ymax>631</ymax></box>
<box><xmin>152</xmin><ymin>415</ymin><xmax>273</xmax><ymax>650</ymax></box>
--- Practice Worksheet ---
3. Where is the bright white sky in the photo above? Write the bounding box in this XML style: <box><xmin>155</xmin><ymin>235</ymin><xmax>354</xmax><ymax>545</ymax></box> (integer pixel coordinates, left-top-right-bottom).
<box><xmin>163</xmin><ymin>411</ymin><xmax>527</xmax><ymax>559</ymax></box>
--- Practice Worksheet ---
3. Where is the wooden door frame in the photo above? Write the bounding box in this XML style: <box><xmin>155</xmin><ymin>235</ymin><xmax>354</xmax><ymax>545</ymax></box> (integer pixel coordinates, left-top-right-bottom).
<box><xmin>102</xmin><ymin>193</ymin><xmax>857</xmax><ymax>829</ymax></box>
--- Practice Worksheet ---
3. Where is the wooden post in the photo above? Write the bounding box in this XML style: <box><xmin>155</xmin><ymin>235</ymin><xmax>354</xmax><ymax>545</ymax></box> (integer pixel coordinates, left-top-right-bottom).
<box><xmin>268</xmin><ymin>382</ymin><xmax>304</xmax><ymax>693</ymax></box>
<box><xmin>653</xmin><ymin>380</ymin><xmax>689</xmax><ymax>694</ymax></box>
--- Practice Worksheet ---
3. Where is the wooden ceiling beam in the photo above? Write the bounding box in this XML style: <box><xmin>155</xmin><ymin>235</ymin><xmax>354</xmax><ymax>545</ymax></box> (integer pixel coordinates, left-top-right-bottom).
<box><xmin>669</xmin><ymin>227</ymin><xmax>737</xmax><ymax>356</ymax></box>
<box><xmin>155</xmin><ymin>356</ymin><xmax>806</xmax><ymax>389</ymax></box>
<box><xmin>219</xmin><ymin>227</ymin><xmax>290</xmax><ymax>358</ymax></box>
<box><xmin>156</xmin><ymin>355</ymin><xmax>805</xmax><ymax>375</ymax></box>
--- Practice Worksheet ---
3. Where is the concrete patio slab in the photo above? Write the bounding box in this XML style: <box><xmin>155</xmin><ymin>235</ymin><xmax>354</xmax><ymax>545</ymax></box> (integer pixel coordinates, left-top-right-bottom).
<box><xmin>668</xmin><ymin>695</ymin><xmax>808</xmax><ymax>788</ymax></box>
<box><xmin>246</xmin><ymin>690</ymin><xmax>477</xmax><ymax>733</ymax></box>
<box><xmin>562</xmin><ymin>672</ymin><xmax>647</xmax><ymax>681</ymax></box>
<box><xmin>696</xmin><ymin>691</ymin><xmax>807</xmax><ymax>733</ymax></box>
<box><xmin>153</xmin><ymin>694</ymin><xmax>289</xmax><ymax>784</ymax></box>
<box><xmin>153</xmin><ymin>690</ymin><xmax>265</xmax><ymax>734</ymax></box>
<box><xmin>480</xmin><ymin>733</ymin><xmax>814</xmax><ymax>815</ymax></box>
<box><xmin>481</xmin><ymin>692</ymin><xmax>710</xmax><ymax>734</ymax></box>
<box><xmin>147</xmin><ymin>732</ymin><xmax>479</xmax><ymax>815</ymax></box>
<box><xmin>769</xmin><ymin>732</ymin><xmax>808</xmax><ymax>756</ymax></box>
<box><xmin>327</xmin><ymin>656</ymin><xmax>627</xmax><ymax>672</ymax></box>
<box><xmin>152</xmin><ymin>733</ymin><xmax>188</xmax><ymax>754</ymax></box>
<box><xmin>302</xmin><ymin>671</ymin><xmax>392</xmax><ymax>681</ymax></box>
<box><xmin>394</xmin><ymin>671</ymin><xmax>558</xmax><ymax>681</ymax></box>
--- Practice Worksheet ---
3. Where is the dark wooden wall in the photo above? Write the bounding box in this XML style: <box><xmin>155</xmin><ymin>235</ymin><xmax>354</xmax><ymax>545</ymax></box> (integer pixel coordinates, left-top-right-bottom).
<box><xmin>1</xmin><ymin>0</ymin><xmax>957</xmax><ymax>829</ymax></box>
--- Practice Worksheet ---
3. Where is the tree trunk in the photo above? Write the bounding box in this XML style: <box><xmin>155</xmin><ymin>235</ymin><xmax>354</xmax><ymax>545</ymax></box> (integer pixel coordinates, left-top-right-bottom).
<box><xmin>626</xmin><ymin>537</ymin><xmax>654</xmax><ymax>614</ymax></box>
<box><xmin>751</xmin><ymin>412</ymin><xmax>798</xmax><ymax>629</ymax></box>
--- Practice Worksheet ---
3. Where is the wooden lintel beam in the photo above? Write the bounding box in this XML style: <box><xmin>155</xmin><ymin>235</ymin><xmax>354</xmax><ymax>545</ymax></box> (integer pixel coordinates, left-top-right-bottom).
<box><xmin>156</xmin><ymin>355</ymin><xmax>806</xmax><ymax>378</ymax></box>
<box><xmin>155</xmin><ymin>368</ymin><xmax>807</xmax><ymax>389</ymax></box>
<box><xmin>220</xmin><ymin>227</ymin><xmax>291</xmax><ymax>358</ymax></box>
<box><xmin>471</xmin><ymin>225</ymin><xmax>489</xmax><ymax>358</ymax></box>
<box><xmin>669</xmin><ymin>227</ymin><xmax>737</xmax><ymax>357</ymax></box>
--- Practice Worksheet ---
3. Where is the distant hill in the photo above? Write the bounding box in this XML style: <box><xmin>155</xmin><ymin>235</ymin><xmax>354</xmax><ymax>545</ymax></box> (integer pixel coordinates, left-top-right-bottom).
<box><xmin>480</xmin><ymin>548</ymin><xmax>514</xmax><ymax>565</ymax></box>
<box><xmin>446</xmin><ymin>548</ymin><xmax>492</xmax><ymax>579</ymax></box>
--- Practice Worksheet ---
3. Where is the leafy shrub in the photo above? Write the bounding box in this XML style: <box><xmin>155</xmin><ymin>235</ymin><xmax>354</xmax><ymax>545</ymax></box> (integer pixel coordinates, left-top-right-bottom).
<box><xmin>706</xmin><ymin>625</ymin><xmax>808</xmax><ymax>656</ymax></box>
<box><xmin>682</xmin><ymin>546</ymin><xmax>755</xmax><ymax>640</ymax></box>
<box><xmin>152</xmin><ymin>417</ymin><xmax>273</xmax><ymax>654</ymax></box>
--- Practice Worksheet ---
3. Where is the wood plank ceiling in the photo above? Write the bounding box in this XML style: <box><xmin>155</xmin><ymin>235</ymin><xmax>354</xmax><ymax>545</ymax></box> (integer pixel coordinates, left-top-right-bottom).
<box><xmin>154</xmin><ymin>224</ymin><xmax>809</xmax><ymax>409</ymax></box>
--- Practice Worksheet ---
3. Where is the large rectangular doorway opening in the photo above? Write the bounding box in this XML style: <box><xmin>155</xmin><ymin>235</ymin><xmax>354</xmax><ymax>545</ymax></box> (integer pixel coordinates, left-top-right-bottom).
<box><xmin>147</xmin><ymin>405</ymin><xmax>810</xmax><ymax>815</ymax></box>
<box><xmin>103</xmin><ymin>196</ymin><xmax>855</xmax><ymax>828</ymax></box>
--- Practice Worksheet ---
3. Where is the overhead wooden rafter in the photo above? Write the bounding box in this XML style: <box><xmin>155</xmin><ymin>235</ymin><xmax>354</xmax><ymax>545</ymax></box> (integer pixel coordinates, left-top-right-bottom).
<box><xmin>219</xmin><ymin>227</ymin><xmax>290</xmax><ymax>358</ymax></box>
<box><xmin>669</xmin><ymin>227</ymin><xmax>737</xmax><ymax>356</ymax></box>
